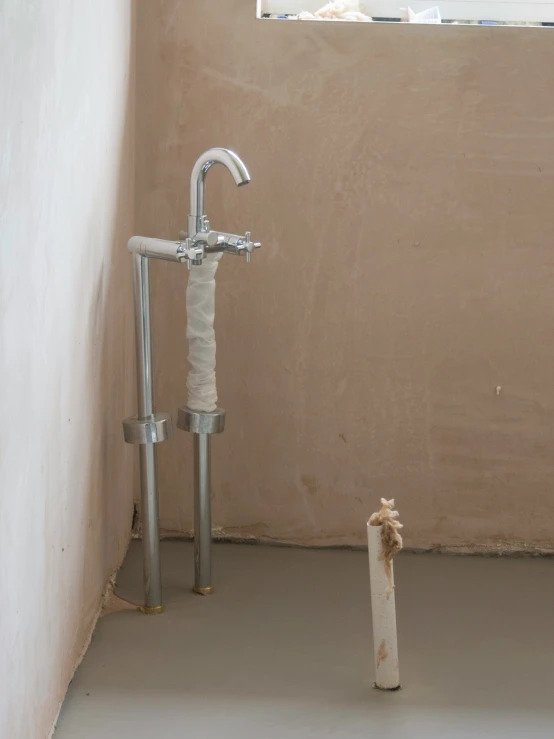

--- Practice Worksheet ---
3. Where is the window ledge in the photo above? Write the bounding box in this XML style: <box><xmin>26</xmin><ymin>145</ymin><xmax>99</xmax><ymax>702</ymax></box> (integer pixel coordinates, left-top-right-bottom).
<box><xmin>258</xmin><ymin>0</ymin><xmax>554</xmax><ymax>25</ymax></box>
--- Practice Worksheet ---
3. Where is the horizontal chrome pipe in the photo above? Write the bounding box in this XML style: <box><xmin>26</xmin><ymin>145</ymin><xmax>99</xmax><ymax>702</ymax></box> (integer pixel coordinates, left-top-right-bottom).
<box><xmin>128</xmin><ymin>236</ymin><xmax>185</xmax><ymax>263</ymax></box>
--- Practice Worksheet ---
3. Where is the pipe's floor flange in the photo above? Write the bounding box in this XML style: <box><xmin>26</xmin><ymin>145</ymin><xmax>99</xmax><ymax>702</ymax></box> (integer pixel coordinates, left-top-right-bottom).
<box><xmin>193</xmin><ymin>585</ymin><xmax>213</xmax><ymax>596</ymax></box>
<box><xmin>372</xmin><ymin>682</ymin><xmax>402</xmax><ymax>691</ymax></box>
<box><xmin>139</xmin><ymin>604</ymin><xmax>166</xmax><ymax>615</ymax></box>
<box><xmin>122</xmin><ymin>413</ymin><xmax>173</xmax><ymax>444</ymax></box>
<box><xmin>177</xmin><ymin>407</ymin><xmax>226</xmax><ymax>435</ymax></box>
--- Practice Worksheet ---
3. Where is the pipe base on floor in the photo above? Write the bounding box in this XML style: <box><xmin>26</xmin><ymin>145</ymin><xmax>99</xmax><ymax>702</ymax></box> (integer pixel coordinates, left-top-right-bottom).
<box><xmin>193</xmin><ymin>585</ymin><xmax>213</xmax><ymax>595</ymax></box>
<box><xmin>139</xmin><ymin>604</ymin><xmax>166</xmax><ymax>615</ymax></box>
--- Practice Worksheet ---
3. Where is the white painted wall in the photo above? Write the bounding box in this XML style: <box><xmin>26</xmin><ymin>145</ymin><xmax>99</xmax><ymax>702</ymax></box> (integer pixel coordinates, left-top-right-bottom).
<box><xmin>0</xmin><ymin>2</ymin><xmax>136</xmax><ymax>736</ymax></box>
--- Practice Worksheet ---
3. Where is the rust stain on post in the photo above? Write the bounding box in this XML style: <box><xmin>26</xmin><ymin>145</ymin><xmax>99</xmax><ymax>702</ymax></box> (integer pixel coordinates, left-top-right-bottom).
<box><xmin>376</xmin><ymin>639</ymin><xmax>388</xmax><ymax>668</ymax></box>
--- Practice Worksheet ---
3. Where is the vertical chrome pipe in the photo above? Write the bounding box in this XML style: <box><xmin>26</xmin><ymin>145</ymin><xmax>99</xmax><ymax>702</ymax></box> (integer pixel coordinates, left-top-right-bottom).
<box><xmin>177</xmin><ymin>407</ymin><xmax>225</xmax><ymax>594</ymax></box>
<box><xmin>133</xmin><ymin>254</ymin><xmax>154</xmax><ymax>419</ymax></box>
<box><xmin>139</xmin><ymin>444</ymin><xmax>162</xmax><ymax>610</ymax></box>
<box><xmin>194</xmin><ymin>433</ymin><xmax>212</xmax><ymax>594</ymax></box>
<box><xmin>133</xmin><ymin>253</ymin><xmax>164</xmax><ymax>613</ymax></box>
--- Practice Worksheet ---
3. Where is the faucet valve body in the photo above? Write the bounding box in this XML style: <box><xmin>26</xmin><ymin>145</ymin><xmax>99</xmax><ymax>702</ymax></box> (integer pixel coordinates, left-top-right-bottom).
<box><xmin>183</xmin><ymin>217</ymin><xmax>261</xmax><ymax>267</ymax></box>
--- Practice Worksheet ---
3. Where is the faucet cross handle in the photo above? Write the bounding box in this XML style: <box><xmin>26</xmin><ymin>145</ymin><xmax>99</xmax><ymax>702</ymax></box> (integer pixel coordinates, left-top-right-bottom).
<box><xmin>243</xmin><ymin>232</ymin><xmax>261</xmax><ymax>264</ymax></box>
<box><xmin>178</xmin><ymin>238</ymin><xmax>205</xmax><ymax>269</ymax></box>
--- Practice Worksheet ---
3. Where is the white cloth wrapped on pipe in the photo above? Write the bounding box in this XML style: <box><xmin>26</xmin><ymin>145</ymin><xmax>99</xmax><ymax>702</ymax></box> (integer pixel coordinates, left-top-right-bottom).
<box><xmin>186</xmin><ymin>252</ymin><xmax>223</xmax><ymax>413</ymax></box>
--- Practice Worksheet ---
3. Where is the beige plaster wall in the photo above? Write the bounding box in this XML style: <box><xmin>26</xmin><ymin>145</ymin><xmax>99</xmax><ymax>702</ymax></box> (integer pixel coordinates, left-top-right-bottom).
<box><xmin>0</xmin><ymin>2</ymin><xmax>136</xmax><ymax>736</ymax></box>
<box><xmin>136</xmin><ymin>0</ymin><xmax>554</xmax><ymax>551</ymax></box>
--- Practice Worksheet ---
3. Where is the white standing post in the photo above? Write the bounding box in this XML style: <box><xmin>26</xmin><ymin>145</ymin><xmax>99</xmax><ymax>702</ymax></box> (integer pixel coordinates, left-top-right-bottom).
<box><xmin>368</xmin><ymin>499</ymin><xmax>402</xmax><ymax>690</ymax></box>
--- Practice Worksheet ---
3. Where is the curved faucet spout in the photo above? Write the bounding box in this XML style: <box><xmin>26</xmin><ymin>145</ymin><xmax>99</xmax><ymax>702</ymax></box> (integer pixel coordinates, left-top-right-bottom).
<box><xmin>189</xmin><ymin>148</ymin><xmax>251</xmax><ymax>235</ymax></box>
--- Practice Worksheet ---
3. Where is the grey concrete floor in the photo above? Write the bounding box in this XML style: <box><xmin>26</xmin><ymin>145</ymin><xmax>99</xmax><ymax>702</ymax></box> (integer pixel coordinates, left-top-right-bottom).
<box><xmin>55</xmin><ymin>541</ymin><xmax>554</xmax><ymax>738</ymax></box>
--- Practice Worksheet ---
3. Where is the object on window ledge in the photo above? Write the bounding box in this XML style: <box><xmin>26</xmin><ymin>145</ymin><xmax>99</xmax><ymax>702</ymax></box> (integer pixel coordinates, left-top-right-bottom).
<box><xmin>298</xmin><ymin>0</ymin><xmax>373</xmax><ymax>21</ymax></box>
<box><xmin>407</xmin><ymin>5</ymin><xmax>442</xmax><ymax>22</ymax></box>
<box><xmin>262</xmin><ymin>12</ymin><xmax>300</xmax><ymax>18</ymax></box>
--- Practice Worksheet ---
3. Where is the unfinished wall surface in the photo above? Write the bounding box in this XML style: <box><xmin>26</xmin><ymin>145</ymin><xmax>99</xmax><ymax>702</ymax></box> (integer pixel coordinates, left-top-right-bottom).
<box><xmin>0</xmin><ymin>2</ymin><xmax>135</xmax><ymax>736</ymax></box>
<box><xmin>136</xmin><ymin>0</ymin><xmax>554</xmax><ymax>552</ymax></box>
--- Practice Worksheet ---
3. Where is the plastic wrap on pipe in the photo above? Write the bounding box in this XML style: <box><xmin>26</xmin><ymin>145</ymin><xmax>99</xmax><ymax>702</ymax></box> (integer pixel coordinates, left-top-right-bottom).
<box><xmin>186</xmin><ymin>253</ymin><xmax>223</xmax><ymax>412</ymax></box>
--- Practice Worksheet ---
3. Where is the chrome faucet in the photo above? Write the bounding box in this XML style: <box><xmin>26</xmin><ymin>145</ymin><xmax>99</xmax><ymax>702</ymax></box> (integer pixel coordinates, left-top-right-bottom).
<box><xmin>129</xmin><ymin>148</ymin><xmax>261</xmax><ymax>268</ymax></box>
<box><xmin>180</xmin><ymin>147</ymin><xmax>261</xmax><ymax>267</ymax></box>
<box><xmin>122</xmin><ymin>148</ymin><xmax>260</xmax><ymax>613</ymax></box>
<box><xmin>189</xmin><ymin>147</ymin><xmax>250</xmax><ymax>233</ymax></box>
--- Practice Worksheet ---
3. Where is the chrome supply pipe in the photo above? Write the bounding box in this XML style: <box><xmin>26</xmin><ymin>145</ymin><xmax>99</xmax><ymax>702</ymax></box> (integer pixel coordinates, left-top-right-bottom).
<box><xmin>194</xmin><ymin>434</ymin><xmax>211</xmax><ymax>594</ymax></box>
<box><xmin>123</xmin><ymin>253</ymin><xmax>173</xmax><ymax>614</ymax></box>
<box><xmin>123</xmin><ymin>147</ymin><xmax>261</xmax><ymax>610</ymax></box>
<box><xmin>178</xmin><ymin>148</ymin><xmax>258</xmax><ymax>596</ymax></box>
<box><xmin>177</xmin><ymin>408</ymin><xmax>226</xmax><ymax>594</ymax></box>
